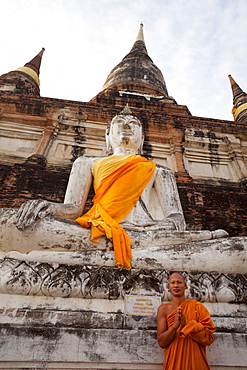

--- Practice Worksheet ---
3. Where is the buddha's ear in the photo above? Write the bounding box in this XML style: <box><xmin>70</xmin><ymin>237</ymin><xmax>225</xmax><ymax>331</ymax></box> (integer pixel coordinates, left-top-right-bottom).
<box><xmin>138</xmin><ymin>134</ymin><xmax>144</xmax><ymax>154</ymax></box>
<box><xmin>105</xmin><ymin>130</ymin><xmax>113</xmax><ymax>155</ymax></box>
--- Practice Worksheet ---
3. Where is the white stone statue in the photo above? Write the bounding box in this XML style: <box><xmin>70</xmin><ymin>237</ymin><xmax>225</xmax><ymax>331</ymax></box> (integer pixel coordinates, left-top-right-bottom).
<box><xmin>0</xmin><ymin>107</ymin><xmax>228</xmax><ymax>263</ymax></box>
<box><xmin>15</xmin><ymin>111</ymin><xmax>185</xmax><ymax>232</ymax></box>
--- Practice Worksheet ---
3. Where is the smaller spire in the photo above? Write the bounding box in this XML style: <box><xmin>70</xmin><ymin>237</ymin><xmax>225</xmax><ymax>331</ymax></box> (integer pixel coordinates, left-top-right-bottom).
<box><xmin>228</xmin><ymin>74</ymin><xmax>246</xmax><ymax>103</ymax></box>
<box><xmin>24</xmin><ymin>48</ymin><xmax>45</xmax><ymax>76</ymax></box>
<box><xmin>0</xmin><ymin>48</ymin><xmax>45</xmax><ymax>96</ymax></box>
<box><xmin>228</xmin><ymin>75</ymin><xmax>247</xmax><ymax>123</ymax></box>
<box><xmin>16</xmin><ymin>48</ymin><xmax>45</xmax><ymax>86</ymax></box>
<box><xmin>228</xmin><ymin>74</ymin><xmax>243</xmax><ymax>100</ymax></box>
<box><xmin>136</xmin><ymin>23</ymin><xmax>145</xmax><ymax>42</ymax></box>
<box><xmin>228</xmin><ymin>74</ymin><xmax>238</xmax><ymax>90</ymax></box>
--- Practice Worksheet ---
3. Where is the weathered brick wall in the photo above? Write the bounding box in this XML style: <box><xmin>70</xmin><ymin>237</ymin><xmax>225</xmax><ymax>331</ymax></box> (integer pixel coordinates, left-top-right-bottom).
<box><xmin>177</xmin><ymin>182</ymin><xmax>247</xmax><ymax>236</ymax></box>
<box><xmin>0</xmin><ymin>155</ymin><xmax>97</xmax><ymax>214</ymax></box>
<box><xmin>0</xmin><ymin>157</ymin><xmax>70</xmax><ymax>208</ymax></box>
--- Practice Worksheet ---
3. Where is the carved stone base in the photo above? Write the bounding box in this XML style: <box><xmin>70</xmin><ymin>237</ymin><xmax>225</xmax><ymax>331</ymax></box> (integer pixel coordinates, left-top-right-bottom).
<box><xmin>0</xmin><ymin>252</ymin><xmax>246</xmax><ymax>302</ymax></box>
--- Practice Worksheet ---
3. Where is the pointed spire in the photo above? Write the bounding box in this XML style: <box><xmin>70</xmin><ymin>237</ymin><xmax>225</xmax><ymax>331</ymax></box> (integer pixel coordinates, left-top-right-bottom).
<box><xmin>228</xmin><ymin>74</ymin><xmax>239</xmax><ymax>90</ymax></box>
<box><xmin>24</xmin><ymin>48</ymin><xmax>45</xmax><ymax>76</ymax></box>
<box><xmin>228</xmin><ymin>75</ymin><xmax>247</xmax><ymax>123</ymax></box>
<box><xmin>16</xmin><ymin>48</ymin><xmax>45</xmax><ymax>87</ymax></box>
<box><xmin>124</xmin><ymin>23</ymin><xmax>149</xmax><ymax>61</ymax></box>
<box><xmin>101</xmin><ymin>23</ymin><xmax>168</xmax><ymax>96</ymax></box>
<box><xmin>0</xmin><ymin>48</ymin><xmax>45</xmax><ymax>96</ymax></box>
<box><xmin>136</xmin><ymin>23</ymin><xmax>145</xmax><ymax>42</ymax></box>
<box><xmin>228</xmin><ymin>74</ymin><xmax>244</xmax><ymax>103</ymax></box>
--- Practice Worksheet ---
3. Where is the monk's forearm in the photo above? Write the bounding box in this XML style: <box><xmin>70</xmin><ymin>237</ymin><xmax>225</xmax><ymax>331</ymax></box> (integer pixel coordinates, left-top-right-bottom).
<box><xmin>189</xmin><ymin>330</ymin><xmax>215</xmax><ymax>346</ymax></box>
<box><xmin>158</xmin><ymin>325</ymin><xmax>177</xmax><ymax>348</ymax></box>
<box><xmin>180</xmin><ymin>320</ymin><xmax>215</xmax><ymax>346</ymax></box>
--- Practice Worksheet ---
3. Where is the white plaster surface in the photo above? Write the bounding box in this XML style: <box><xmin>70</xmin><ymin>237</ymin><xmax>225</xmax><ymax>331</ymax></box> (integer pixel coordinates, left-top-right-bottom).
<box><xmin>1</xmin><ymin>206</ymin><xmax>230</xmax><ymax>250</ymax></box>
<box><xmin>183</xmin><ymin>128</ymin><xmax>247</xmax><ymax>182</ymax></box>
<box><xmin>0</xmin><ymin>121</ymin><xmax>43</xmax><ymax>159</ymax></box>
<box><xmin>0</xmin><ymin>294</ymin><xmax>246</xmax><ymax>317</ymax></box>
<box><xmin>0</xmin><ymin>294</ymin><xmax>246</xmax><ymax>369</ymax></box>
<box><xmin>1</xmin><ymin>233</ymin><xmax>246</xmax><ymax>274</ymax></box>
<box><xmin>0</xmin><ymin>327</ymin><xmax>246</xmax><ymax>368</ymax></box>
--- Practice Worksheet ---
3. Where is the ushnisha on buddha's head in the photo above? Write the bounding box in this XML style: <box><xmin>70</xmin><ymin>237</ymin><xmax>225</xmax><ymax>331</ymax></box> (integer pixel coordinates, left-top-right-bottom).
<box><xmin>106</xmin><ymin>105</ymin><xmax>144</xmax><ymax>155</ymax></box>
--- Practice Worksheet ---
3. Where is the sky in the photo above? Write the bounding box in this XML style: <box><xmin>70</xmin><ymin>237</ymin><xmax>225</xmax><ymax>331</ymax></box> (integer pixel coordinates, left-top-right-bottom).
<box><xmin>0</xmin><ymin>0</ymin><xmax>246</xmax><ymax>121</ymax></box>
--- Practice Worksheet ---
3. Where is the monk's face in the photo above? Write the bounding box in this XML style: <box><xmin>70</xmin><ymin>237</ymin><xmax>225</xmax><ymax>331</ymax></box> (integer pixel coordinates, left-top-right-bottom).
<box><xmin>168</xmin><ymin>273</ymin><xmax>187</xmax><ymax>297</ymax></box>
<box><xmin>108</xmin><ymin>114</ymin><xmax>143</xmax><ymax>152</ymax></box>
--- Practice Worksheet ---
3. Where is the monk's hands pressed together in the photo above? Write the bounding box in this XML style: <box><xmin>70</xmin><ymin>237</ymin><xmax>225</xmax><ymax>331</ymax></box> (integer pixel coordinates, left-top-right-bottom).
<box><xmin>172</xmin><ymin>307</ymin><xmax>186</xmax><ymax>330</ymax></box>
<box><xmin>180</xmin><ymin>308</ymin><xmax>187</xmax><ymax>328</ymax></box>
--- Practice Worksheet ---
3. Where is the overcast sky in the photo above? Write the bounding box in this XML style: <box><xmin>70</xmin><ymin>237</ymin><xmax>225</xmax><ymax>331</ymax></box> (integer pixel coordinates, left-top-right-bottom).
<box><xmin>0</xmin><ymin>0</ymin><xmax>246</xmax><ymax>121</ymax></box>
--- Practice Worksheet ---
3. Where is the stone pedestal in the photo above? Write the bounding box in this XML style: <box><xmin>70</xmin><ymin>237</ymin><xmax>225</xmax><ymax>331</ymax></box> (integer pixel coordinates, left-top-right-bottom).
<box><xmin>0</xmin><ymin>232</ymin><xmax>246</xmax><ymax>369</ymax></box>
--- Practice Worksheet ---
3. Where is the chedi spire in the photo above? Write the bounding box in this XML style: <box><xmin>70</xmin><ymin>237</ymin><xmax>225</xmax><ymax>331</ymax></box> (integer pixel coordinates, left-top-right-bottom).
<box><xmin>228</xmin><ymin>75</ymin><xmax>247</xmax><ymax>123</ymax></box>
<box><xmin>0</xmin><ymin>48</ymin><xmax>45</xmax><ymax>96</ymax></box>
<box><xmin>101</xmin><ymin>23</ymin><xmax>168</xmax><ymax>97</ymax></box>
<box><xmin>22</xmin><ymin>47</ymin><xmax>45</xmax><ymax>77</ymax></box>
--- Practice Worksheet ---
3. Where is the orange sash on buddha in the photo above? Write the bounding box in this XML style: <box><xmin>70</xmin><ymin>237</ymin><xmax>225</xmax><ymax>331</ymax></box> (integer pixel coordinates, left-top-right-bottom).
<box><xmin>164</xmin><ymin>299</ymin><xmax>216</xmax><ymax>370</ymax></box>
<box><xmin>75</xmin><ymin>155</ymin><xmax>156</xmax><ymax>268</ymax></box>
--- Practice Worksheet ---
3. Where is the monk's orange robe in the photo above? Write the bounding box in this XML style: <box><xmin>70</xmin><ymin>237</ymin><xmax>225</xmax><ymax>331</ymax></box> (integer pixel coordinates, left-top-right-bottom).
<box><xmin>75</xmin><ymin>155</ymin><xmax>156</xmax><ymax>269</ymax></box>
<box><xmin>164</xmin><ymin>299</ymin><xmax>216</xmax><ymax>370</ymax></box>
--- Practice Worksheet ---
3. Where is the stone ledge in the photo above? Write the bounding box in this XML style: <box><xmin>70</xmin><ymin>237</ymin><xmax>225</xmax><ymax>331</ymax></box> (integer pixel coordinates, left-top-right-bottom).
<box><xmin>1</xmin><ymin>232</ymin><xmax>246</xmax><ymax>275</ymax></box>
<box><xmin>0</xmin><ymin>364</ymin><xmax>245</xmax><ymax>370</ymax></box>
<box><xmin>0</xmin><ymin>327</ymin><xmax>246</xmax><ymax>368</ymax></box>
<box><xmin>0</xmin><ymin>294</ymin><xmax>246</xmax><ymax>316</ymax></box>
<box><xmin>0</xmin><ymin>308</ymin><xmax>246</xmax><ymax>333</ymax></box>
<box><xmin>0</xmin><ymin>362</ymin><xmax>163</xmax><ymax>369</ymax></box>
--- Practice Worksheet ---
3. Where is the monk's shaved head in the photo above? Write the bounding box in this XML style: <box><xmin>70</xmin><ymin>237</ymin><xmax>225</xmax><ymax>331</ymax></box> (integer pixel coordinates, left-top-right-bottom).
<box><xmin>169</xmin><ymin>272</ymin><xmax>185</xmax><ymax>282</ymax></box>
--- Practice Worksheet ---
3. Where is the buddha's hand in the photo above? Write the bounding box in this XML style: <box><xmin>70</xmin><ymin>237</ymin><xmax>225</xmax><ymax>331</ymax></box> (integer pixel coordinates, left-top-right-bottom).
<box><xmin>14</xmin><ymin>199</ymin><xmax>53</xmax><ymax>230</ymax></box>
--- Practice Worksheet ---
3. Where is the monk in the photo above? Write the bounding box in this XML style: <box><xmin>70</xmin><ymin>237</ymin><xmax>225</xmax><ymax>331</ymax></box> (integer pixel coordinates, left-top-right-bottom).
<box><xmin>157</xmin><ymin>272</ymin><xmax>216</xmax><ymax>369</ymax></box>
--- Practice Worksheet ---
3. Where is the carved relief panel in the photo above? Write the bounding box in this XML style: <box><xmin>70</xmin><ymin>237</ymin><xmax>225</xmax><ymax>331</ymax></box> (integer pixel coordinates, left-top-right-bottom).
<box><xmin>183</xmin><ymin>128</ymin><xmax>247</xmax><ymax>182</ymax></box>
<box><xmin>0</xmin><ymin>258</ymin><xmax>246</xmax><ymax>304</ymax></box>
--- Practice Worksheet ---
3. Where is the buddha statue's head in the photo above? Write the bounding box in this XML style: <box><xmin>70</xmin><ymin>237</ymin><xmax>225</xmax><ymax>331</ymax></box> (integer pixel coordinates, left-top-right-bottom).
<box><xmin>106</xmin><ymin>105</ymin><xmax>144</xmax><ymax>154</ymax></box>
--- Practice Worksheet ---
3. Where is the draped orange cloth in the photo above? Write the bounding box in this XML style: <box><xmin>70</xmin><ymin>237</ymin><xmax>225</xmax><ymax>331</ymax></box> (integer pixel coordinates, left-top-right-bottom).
<box><xmin>164</xmin><ymin>299</ymin><xmax>216</xmax><ymax>370</ymax></box>
<box><xmin>75</xmin><ymin>155</ymin><xmax>156</xmax><ymax>268</ymax></box>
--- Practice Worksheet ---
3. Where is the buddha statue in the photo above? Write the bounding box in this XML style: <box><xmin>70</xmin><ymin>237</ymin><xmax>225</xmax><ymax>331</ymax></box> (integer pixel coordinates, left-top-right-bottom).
<box><xmin>0</xmin><ymin>106</ymin><xmax>228</xmax><ymax>268</ymax></box>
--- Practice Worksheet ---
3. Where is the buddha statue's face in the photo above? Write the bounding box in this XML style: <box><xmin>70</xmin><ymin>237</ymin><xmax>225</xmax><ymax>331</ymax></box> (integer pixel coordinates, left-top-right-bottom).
<box><xmin>107</xmin><ymin>114</ymin><xmax>144</xmax><ymax>153</ymax></box>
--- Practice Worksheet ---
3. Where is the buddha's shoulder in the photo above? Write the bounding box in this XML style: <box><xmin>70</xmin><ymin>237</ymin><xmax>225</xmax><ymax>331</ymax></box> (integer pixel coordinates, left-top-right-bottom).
<box><xmin>73</xmin><ymin>156</ymin><xmax>100</xmax><ymax>166</ymax></box>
